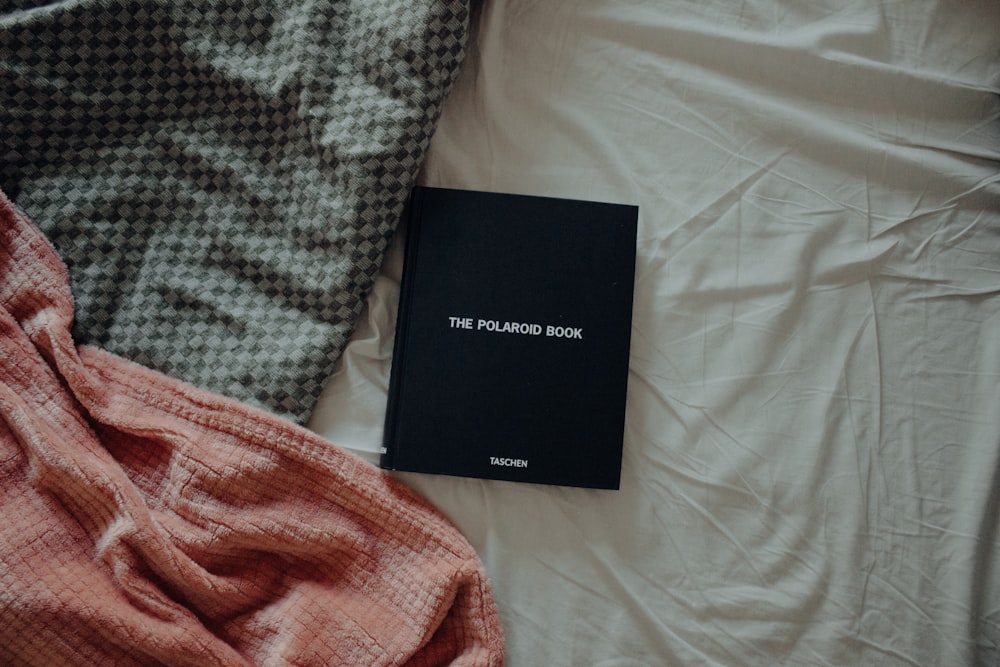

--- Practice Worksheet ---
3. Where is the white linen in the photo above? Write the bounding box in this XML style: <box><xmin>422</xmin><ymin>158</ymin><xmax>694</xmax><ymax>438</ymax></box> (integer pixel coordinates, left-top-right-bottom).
<box><xmin>311</xmin><ymin>1</ymin><xmax>1000</xmax><ymax>664</ymax></box>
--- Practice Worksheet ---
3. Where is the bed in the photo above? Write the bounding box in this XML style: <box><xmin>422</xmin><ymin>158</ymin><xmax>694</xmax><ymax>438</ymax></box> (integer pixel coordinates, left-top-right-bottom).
<box><xmin>3</xmin><ymin>0</ymin><xmax>999</xmax><ymax>665</ymax></box>
<box><xmin>310</xmin><ymin>2</ymin><xmax>1000</xmax><ymax>665</ymax></box>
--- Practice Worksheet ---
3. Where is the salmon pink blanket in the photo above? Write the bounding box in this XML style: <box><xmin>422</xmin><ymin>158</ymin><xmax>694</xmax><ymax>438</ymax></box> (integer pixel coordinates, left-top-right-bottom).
<box><xmin>0</xmin><ymin>192</ymin><xmax>504</xmax><ymax>665</ymax></box>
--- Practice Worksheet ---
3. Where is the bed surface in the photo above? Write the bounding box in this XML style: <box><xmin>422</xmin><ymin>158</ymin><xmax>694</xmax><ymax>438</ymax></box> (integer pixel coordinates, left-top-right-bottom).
<box><xmin>3</xmin><ymin>0</ymin><xmax>998</xmax><ymax>664</ymax></box>
<box><xmin>310</xmin><ymin>1</ymin><xmax>1000</xmax><ymax>664</ymax></box>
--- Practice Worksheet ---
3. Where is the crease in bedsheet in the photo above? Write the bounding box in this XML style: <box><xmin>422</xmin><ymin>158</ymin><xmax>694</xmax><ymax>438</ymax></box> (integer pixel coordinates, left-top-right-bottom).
<box><xmin>622</xmin><ymin>87</ymin><xmax>994</xmax><ymax>231</ymax></box>
<box><xmin>623</xmin><ymin>267</ymin><xmax>994</xmax><ymax>664</ymax></box>
<box><xmin>509</xmin><ymin>453</ymin><xmax>843</xmax><ymax>665</ymax></box>
<box><xmin>587</xmin><ymin>1</ymin><xmax>1000</xmax><ymax>92</ymax></box>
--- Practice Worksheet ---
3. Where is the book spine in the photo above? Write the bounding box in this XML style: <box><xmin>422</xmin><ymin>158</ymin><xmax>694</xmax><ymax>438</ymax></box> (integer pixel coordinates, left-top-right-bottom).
<box><xmin>380</xmin><ymin>187</ymin><xmax>425</xmax><ymax>470</ymax></box>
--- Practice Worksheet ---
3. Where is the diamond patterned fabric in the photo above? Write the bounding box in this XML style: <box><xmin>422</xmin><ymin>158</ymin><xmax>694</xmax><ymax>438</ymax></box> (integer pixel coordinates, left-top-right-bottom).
<box><xmin>1</xmin><ymin>0</ymin><xmax>469</xmax><ymax>423</ymax></box>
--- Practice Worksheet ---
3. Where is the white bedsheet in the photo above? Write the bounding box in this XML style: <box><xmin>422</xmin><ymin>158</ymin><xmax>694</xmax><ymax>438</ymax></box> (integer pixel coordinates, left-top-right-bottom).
<box><xmin>310</xmin><ymin>1</ymin><xmax>1000</xmax><ymax>664</ymax></box>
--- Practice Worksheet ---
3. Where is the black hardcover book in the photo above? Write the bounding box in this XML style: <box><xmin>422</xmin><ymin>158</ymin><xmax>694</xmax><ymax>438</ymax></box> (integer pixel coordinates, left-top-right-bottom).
<box><xmin>381</xmin><ymin>186</ymin><xmax>638</xmax><ymax>489</ymax></box>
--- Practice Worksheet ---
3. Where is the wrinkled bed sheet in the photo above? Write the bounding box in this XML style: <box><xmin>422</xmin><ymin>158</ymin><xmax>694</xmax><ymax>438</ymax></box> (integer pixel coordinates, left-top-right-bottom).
<box><xmin>310</xmin><ymin>1</ymin><xmax>1000</xmax><ymax>665</ymax></box>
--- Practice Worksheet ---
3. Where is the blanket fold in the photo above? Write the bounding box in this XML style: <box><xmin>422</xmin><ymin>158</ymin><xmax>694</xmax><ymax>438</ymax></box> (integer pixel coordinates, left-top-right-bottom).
<box><xmin>0</xmin><ymin>192</ymin><xmax>504</xmax><ymax>666</ymax></box>
<box><xmin>1</xmin><ymin>0</ymin><xmax>470</xmax><ymax>424</ymax></box>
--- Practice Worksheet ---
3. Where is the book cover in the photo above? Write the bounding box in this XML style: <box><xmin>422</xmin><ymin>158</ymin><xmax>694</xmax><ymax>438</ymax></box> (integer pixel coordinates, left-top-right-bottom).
<box><xmin>381</xmin><ymin>186</ymin><xmax>638</xmax><ymax>489</ymax></box>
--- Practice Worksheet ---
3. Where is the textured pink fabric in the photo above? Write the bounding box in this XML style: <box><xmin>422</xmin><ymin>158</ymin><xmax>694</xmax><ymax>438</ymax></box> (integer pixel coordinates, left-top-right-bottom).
<box><xmin>0</xmin><ymin>192</ymin><xmax>504</xmax><ymax>666</ymax></box>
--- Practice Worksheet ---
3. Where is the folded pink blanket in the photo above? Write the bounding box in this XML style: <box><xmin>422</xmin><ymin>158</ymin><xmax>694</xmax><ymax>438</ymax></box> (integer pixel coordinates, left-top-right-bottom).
<box><xmin>0</xmin><ymin>192</ymin><xmax>504</xmax><ymax>665</ymax></box>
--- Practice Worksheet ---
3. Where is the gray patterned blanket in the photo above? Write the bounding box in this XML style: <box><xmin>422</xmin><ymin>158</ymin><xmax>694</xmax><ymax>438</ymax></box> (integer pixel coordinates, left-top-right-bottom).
<box><xmin>1</xmin><ymin>0</ymin><xmax>469</xmax><ymax>423</ymax></box>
